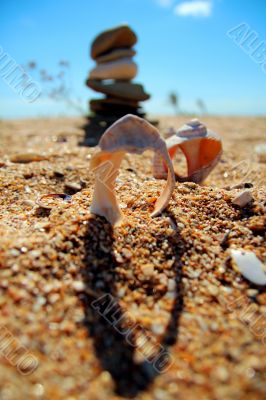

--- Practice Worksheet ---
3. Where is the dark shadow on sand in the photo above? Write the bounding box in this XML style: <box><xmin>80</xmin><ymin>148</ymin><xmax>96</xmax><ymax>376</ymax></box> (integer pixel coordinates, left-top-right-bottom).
<box><xmin>81</xmin><ymin>211</ymin><xmax>184</xmax><ymax>397</ymax></box>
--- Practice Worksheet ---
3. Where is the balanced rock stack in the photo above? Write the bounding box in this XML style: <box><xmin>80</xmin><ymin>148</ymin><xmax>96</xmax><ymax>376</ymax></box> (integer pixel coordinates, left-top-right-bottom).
<box><xmin>82</xmin><ymin>25</ymin><xmax>150</xmax><ymax>145</ymax></box>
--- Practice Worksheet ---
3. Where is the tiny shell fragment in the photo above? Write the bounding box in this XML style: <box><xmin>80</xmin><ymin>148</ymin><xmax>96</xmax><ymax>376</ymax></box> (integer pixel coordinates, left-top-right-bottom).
<box><xmin>36</xmin><ymin>193</ymin><xmax>72</xmax><ymax>209</ymax></box>
<box><xmin>90</xmin><ymin>114</ymin><xmax>176</xmax><ymax>225</ymax></box>
<box><xmin>10</xmin><ymin>153</ymin><xmax>48</xmax><ymax>163</ymax></box>
<box><xmin>231</xmin><ymin>249</ymin><xmax>266</xmax><ymax>285</ymax></box>
<box><xmin>232</xmin><ymin>190</ymin><xmax>253</xmax><ymax>207</ymax></box>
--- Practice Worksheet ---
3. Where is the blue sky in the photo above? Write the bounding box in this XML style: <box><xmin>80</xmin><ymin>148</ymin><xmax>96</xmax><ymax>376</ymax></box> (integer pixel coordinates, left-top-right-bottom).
<box><xmin>0</xmin><ymin>0</ymin><xmax>266</xmax><ymax>118</ymax></box>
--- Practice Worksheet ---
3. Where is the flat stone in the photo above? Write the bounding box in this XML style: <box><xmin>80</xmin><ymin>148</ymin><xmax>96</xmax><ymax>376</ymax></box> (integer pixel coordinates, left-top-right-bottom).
<box><xmin>89</xmin><ymin>58</ymin><xmax>137</xmax><ymax>80</ymax></box>
<box><xmin>87</xmin><ymin>79</ymin><xmax>150</xmax><ymax>101</ymax></box>
<box><xmin>90</xmin><ymin>108</ymin><xmax>146</xmax><ymax>122</ymax></box>
<box><xmin>89</xmin><ymin>99</ymin><xmax>144</xmax><ymax>118</ymax></box>
<box><xmin>96</xmin><ymin>48</ymin><xmax>136</xmax><ymax>63</ymax></box>
<box><xmin>91</xmin><ymin>25</ymin><xmax>137</xmax><ymax>59</ymax></box>
<box><xmin>90</xmin><ymin>97</ymin><xmax>139</xmax><ymax>113</ymax></box>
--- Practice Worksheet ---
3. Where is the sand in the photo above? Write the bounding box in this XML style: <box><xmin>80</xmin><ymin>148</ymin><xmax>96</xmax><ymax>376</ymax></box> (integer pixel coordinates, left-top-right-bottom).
<box><xmin>0</xmin><ymin>115</ymin><xmax>265</xmax><ymax>400</ymax></box>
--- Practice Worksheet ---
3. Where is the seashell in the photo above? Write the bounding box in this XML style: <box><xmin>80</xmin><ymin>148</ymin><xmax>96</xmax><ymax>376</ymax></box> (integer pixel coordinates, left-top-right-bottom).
<box><xmin>36</xmin><ymin>193</ymin><xmax>72</xmax><ymax>209</ymax></box>
<box><xmin>90</xmin><ymin>114</ymin><xmax>175</xmax><ymax>226</ymax></box>
<box><xmin>154</xmin><ymin>119</ymin><xmax>222</xmax><ymax>183</ymax></box>
<box><xmin>164</xmin><ymin>127</ymin><xmax>176</xmax><ymax>139</ymax></box>
<box><xmin>230</xmin><ymin>249</ymin><xmax>266</xmax><ymax>285</ymax></box>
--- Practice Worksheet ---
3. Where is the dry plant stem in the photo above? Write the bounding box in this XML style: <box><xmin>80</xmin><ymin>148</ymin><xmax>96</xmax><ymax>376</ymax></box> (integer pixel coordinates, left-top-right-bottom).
<box><xmin>90</xmin><ymin>114</ymin><xmax>176</xmax><ymax>226</ymax></box>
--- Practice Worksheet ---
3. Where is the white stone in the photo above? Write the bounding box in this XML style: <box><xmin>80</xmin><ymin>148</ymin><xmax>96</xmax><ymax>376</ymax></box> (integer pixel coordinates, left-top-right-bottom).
<box><xmin>89</xmin><ymin>57</ymin><xmax>137</xmax><ymax>80</ymax></box>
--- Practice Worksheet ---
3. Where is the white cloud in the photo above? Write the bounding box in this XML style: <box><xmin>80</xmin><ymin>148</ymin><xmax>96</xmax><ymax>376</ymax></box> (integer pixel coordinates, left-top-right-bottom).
<box><xmin>156</xmin><ymin>0</ymin><xmax>174</xmax><ymax>8</ymax></box>
<box><xmin>174</xmin><ymin>1</ymin><xmax>212</xmax><ymax>17</ymax></box>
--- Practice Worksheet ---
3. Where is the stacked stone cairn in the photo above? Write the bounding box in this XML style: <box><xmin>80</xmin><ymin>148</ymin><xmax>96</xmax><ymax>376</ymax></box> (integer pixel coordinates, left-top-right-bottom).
<box><xmin>82</xmin><ymin>25</ymin><xmax>150</xmax><ymax>145</ymax></box>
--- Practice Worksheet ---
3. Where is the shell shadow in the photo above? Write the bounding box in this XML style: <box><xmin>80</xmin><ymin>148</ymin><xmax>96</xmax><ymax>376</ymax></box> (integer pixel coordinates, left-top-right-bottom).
<box><xmin>81</xmin><ymin>211</ymin><xmax>184</xmax><ymax>397</ymax></box>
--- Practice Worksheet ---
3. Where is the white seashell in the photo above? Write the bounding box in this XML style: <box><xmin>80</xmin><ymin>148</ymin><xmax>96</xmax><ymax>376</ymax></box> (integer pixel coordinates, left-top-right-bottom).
<box><xmin>231</xmin><ymin>249</ymin><xmax>266</xmax><ymax>285</ymax></box>
<box><xmin>154</xmin><ymin>119</ymin><xmax>222</xmax><ymax>183</ymax></box>
<box><xmin>90</xmin><ymin>114</ymin><xmax>176</xmax><ymax>225</ymax></box>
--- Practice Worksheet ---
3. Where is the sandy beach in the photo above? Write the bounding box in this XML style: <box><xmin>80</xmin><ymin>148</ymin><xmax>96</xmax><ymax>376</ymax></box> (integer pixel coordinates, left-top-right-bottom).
<box><xmin>0</xmin><ymin>115</ymin><xmax>265</xmax><ymax>400</ymax></box>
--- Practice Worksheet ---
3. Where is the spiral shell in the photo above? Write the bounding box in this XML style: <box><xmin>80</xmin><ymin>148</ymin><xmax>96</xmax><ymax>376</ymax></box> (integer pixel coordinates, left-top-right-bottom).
<box><xmin>154</xmin><ymin>119</ymin><xmax>222</xmax><ymax>183</ymax></box>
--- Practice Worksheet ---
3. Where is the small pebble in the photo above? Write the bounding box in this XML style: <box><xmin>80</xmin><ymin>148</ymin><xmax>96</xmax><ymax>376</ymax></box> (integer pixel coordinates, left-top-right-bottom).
<box><xmin>208</xmin><ymin>284</ymin><xmax>219</xmax><ymax>296</ymax></box>
<box><xmin>215</xmin><ymin>366</ymin><xmax>229</xmax><ymax>382</ymax></box>
<box><xmin>232</xmin><ymin>190</ymin><xmax>253</xmax><ymax>207</ymax></box>
<box><xmin>117</xmin><ymin>286</ymin><xmax>126</xmax><ymax>298</ymax></box>
<box><xmin>141</xmin><ymin>264</ymin><xmax>154</xmax><ymax>276</ymax></box>
<box><xmin>10</xmin><ymin>153</ymin><xmax>47</xmax><ymax>163</ymax></box>
<box><xmin>167</xmin><ymin>279</ymin><xmax>176</xmax><ymax>292</ymax></box>
<box><xmin>72</xmin><ymin>281</ymin><xmax>85</xmax><ymax>292</ymax></box>
<box><xmin>158</xmin><ymin>273</ymin><xmax>168</xmax><ymax>286</ymax></box>
<box><xmin>114</xmin><ymin>252</ymin><xmax>124</xmax><ymax>263</ymax></box>
<box><xmin>23</xmin><ymin>199</ymin><xmax>35</xmax><ymax>207</ymax></box>
<box><xmin>9</xmin><ymin>249</ymin><xmax>20</xmax><ymax>257</ymax></box>
<box><xmin>122</xmin><ymin>248</ymin><xmax>132</xmax><ymax>259</ymax></box>
<box><xmin>151</xmin><ymin>323</ymin><xmax>164</xmax><ymax>335</ymax></box>
<box><xmin>255</xmin><ymin>143</ymin><xmax>266</xmax><ymax>163</ymax></box>
<box><xmin>247</xmin><ymin>289</ymin><xmax>258</xmax><ymax>297</ymax></box>
<box><xmin>53</xmin><ymin>170</ymin><xmax>65</xmax><ymax>178</ymax></box>
<box><xmin>65</xmin><ymin>182</ymin><xmax>82</xmax><ymax>192</ymax></box>
<box><xmin>32</xmin><ymin>383</ymin><xmax>44</xmax><ymax>397</ymax></box>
